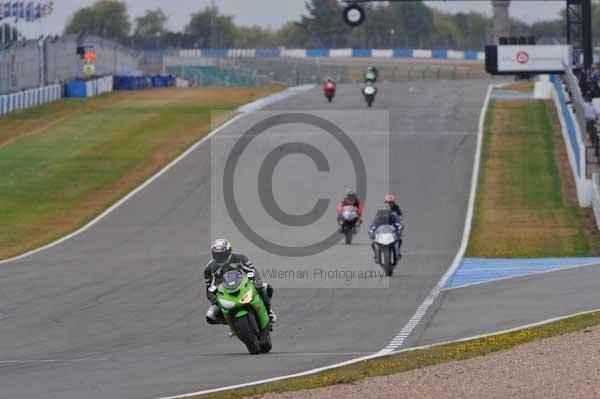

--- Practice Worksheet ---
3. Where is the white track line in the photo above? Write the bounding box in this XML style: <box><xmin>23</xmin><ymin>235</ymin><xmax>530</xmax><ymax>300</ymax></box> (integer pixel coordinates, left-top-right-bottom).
<box><xmin>388</xmin><ymin>307</ymin><xmax>600</xmax><ymax>355</ymax></box>
<box><xmin>378</xmin><ymin>83</ymin><xmax>494</xmax><ymax>354</ymax></box>
<box><xmin>157</xmin><ymin>307</ymin><xmax>600</xmax><ymax>399</ymax></box>
<box><xmin>156</xmin><ymin>85</ymin><xmax>496</xmax><ymax>399</ymax></box>
<box><xmin>0</xmin><ymin>86</ymin><xmax>312</xmax><ymax>267</ymax></box>
<box><xmin>443</xmin><ymin>260</ymin><xmax>600</xmax><ymax>291</ymax></box>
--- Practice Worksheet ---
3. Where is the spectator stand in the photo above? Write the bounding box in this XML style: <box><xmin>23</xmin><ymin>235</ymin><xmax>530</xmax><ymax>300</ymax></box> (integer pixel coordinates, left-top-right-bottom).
<box><xmin>569</xmin><ymin>64</ymin><xmax>600</xmax><ymax>176</ymax></box>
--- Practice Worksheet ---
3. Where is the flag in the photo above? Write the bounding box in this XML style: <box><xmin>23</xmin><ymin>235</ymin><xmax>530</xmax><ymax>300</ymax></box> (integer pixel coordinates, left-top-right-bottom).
<box><xmin>18</xmin><ymin>1</ymin><xmax>25</xmax><ymax>20</ymax></box>
<box><xmin>3</xmin><ymin>2</ymin><xmax>10</xmax><ymax>19</ymax></box>
<box><xmin>34</xmin><ymin>2</ymin><xmax>40</xmax><ymax>20</ymax></box>
<box><xmin>0</xmin><ymin>3</ymin><xmax>3</xmax><ymax>20</ymax></box>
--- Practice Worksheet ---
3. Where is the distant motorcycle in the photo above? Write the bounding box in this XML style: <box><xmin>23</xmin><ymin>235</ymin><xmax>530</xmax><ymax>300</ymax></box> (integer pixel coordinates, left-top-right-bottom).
<box><xmin>364</xmin><ymin>69</ymin><xmax>378</xmax><ymax>84</ymax></box>
<box><xmin>372</xmin><ymin>224</ymin><xmax>402</xmax><ymax>276</ymax></box>
<box><xmin>363</xmin><ymin>84</ymin><xmax>377</xmax><ymax>107</ymax></box>
<box><xmin>323</xmin><ymin>80</ymin><xmax>336</xmax><ymax>102</ymax></box>
<box><xmin>338</xmin><ymin>205</ymin><xmax>360</xmax><ymax>244</ymax></box>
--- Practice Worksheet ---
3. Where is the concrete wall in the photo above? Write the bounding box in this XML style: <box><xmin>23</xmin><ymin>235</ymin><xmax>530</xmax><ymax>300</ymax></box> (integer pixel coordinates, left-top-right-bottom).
<box><xmin>0</xmin><ymin>35</ymin><xmax>139</xmax><ymax>95</ymax></box>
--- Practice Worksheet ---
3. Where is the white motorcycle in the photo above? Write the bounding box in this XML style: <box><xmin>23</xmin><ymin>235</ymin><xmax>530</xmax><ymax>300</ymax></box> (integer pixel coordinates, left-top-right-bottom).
<box><xmin>373</xmin><ymin>224</ymin><xmax>402</xmax><ymax>276</ymax></box>
<box><xmin>363</xmin><ymin>85</ymin><xmax>377</xmax><ymax>107</ymax></box>
<box><xmin>338</xmin><ymin>205</ymin><xmax>360</xmax><ymax>245</ymax></box>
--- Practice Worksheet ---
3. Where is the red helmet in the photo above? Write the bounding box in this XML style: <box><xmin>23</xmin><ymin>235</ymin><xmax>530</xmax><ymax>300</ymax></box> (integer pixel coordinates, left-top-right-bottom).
<box><xmin>385</xmin><ymin>194</ymin><xmax>396</xmax><ymax>203</ymax></box>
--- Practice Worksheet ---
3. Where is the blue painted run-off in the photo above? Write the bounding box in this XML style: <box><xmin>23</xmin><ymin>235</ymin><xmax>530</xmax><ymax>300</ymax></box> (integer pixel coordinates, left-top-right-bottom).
<box><xmin>490</xmin><ymin>91</ymin><xmax>534</xmax><ymax>100</ymax></box>
<box><xmin>445</xmin><ymin>258</ymin><xmax>600</xmax><ymax>289</ymax></box>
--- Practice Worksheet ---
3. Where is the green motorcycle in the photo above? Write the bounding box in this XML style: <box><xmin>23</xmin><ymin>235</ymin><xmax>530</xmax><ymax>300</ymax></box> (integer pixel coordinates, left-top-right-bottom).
<box><xmin>364</xmin><ymin>69</ymin><xmax>378</xmax><ymax>84</ymax></box>
<box><xmin>216</xmin><ymin>268</ymin><xmax>272</xmax><ymax>354</ymax></box>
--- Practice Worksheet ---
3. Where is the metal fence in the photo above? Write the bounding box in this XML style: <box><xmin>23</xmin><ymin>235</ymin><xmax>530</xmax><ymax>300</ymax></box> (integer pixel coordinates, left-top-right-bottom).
<box><xmin>0</xmin><ymin>35</ymin><xmax>139</xmax><ymax>95</ymax></box>
<box><xmin>162</xmin><ymin>55</ymin><xmax>487</xmax><ymax>87</ymax></box>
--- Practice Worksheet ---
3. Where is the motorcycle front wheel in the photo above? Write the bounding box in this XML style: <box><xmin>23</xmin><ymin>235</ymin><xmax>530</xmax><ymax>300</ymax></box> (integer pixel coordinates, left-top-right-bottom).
<box><xmin>345</xmin><ymin>231</ymin><xmax>353</xmax><ymax>245</ymax></box>
<box><xmin>234</xmin><ymin>314</ymin><xmax>261</xmax><ymax>354</ymax></box>
<box><xmin>259</xmin><ymin>328</ymin><xmax>272</xmax><ymax>353</ymax></box>
<box><xmin>382</xmin><ymin>247</ymin><xmax>393</xmax><ymax>276</ymax></box>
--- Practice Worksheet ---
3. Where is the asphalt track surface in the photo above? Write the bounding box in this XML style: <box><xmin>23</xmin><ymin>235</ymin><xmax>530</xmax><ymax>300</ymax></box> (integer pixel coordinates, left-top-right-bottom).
<box><xmin>0</xmin><ymin>81</ymin><xmax>490</xmax><ymax>399</ymax></box>
<box><xmin>410</xmin><ymin>263</ymin><xmax>600</xmax><ymax>348</ymax></box>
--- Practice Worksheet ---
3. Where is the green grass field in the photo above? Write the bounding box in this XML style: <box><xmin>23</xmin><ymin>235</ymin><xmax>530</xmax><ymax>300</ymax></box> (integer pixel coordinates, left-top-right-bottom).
<box><xmin>0</xmin><ymin>86</ymin><xmax>282</xmax><ymax>260</ymax></box>
<box><xmin>466</xmin><ymin>99</ymin><xmax>596</xmax><ymax>258</ymax></box>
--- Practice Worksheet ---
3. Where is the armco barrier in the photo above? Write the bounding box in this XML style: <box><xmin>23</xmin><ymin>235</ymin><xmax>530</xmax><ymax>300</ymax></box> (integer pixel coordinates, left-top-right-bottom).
<box><xmin>550</xmin><ymin>74</ymin><xmax>592</xmax><ymax>206</ymax></box>
<box><xmin>593</xmin><ymin>173</ymin><xmax>600</xmax><ymax>231</ymax></box>
<box><xmin>178</xmin><ymin>48</ymin><xmax>485</xmax><ymax>61</ymax></box>
<box><xmin>0</xmin><ymin>84</ymin><xmax>61</xmax><ymax>116</ymax></box>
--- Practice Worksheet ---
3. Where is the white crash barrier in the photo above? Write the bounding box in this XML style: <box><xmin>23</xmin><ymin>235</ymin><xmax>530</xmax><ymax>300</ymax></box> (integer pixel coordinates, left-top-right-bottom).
<box><xmin>329</xmin><ymin>48</ymin><xmax>353</xmax><ymax>57</ymax></box>
<box><xmin>281</xmin><ymin>49</ymin><xmax>307</xmax><ymax>58</ymax></box>
<box><xmin>447</xmin><ymin>50</ymin><xmax>465</xmax><ymax>60</ymax></box>
<box><xmin>85</xmin><ymin>75</ymin><xmax>113</xmax><ymax>97</ymax></box>
<box><xmin>371</xmin><ymin>49</ymin><xmax>394</xmax><ymax>58</ymax></box>
<box><xmin>0</xmin><ymin>84</ymin><xmax>62</xmax><ymax>116</ymax></box>
<box><xmin>413</xmin><ymin>49</ymin><xmax>433</xmax><ymax>58</ymax></box>
<box><xmin>550</xmin><ymin>73</ymin><xmax>592</xmax><ymax>206</ymax></box>
<box><xmin>176</xmin><ymin>77</ymin><xmax>189</xmax><ymax>88</ymax></box>
<box><xmin>593</xmin><ymin>173</ymin><xmax>600</xmax><ymax>231</ymax></box>
<box><xmin>534</xmin><ymin>75</ymin><xmax>553</xmax><ymax>99</ymax></box>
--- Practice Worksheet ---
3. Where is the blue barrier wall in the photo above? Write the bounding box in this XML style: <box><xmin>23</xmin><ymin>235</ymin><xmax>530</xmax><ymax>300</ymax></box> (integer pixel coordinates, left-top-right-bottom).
<box><xmin>65</xmin><ymin>81</ymin><xmax>88</xmax><ymax>98</ymax></box>
<box><xmin>432</xmin><ymin>49</ymin><xmax>448</xmax><ymax>59</ymax></box>
<box><xmin>256</xmin><ymin>48</ymin><xmax>281</xmax><ymax>57</ymax></box>
<box><xmin>113</xmin><ymin>73</ymin><xmax>176</xmax><ymax>91</ymax></box>
<box><xmin>178</xmin><ymin>48</ymin><xmax>485</xmax><ymax>61</ymax></box>
<box><xmin>551</xmin><ymin>74</ymin><xmax>581</xmax><ymax>177</ymax></box>
<box><xmin>393</xmin><ymin>49</ymin><xmax>413</xmax><ymax>58</ymax></box>
<box><xmin>352</xmin><ymin>49</ymin><xmax>372</xmax><ymax>58</ymax></box>
<box><xmin>464</xmin><ymin>51</ymin><xmax>479</xmax><ymax>60</ymax></box>
<box><xmin>307</xmin><ymin>49</ymin><xmax>330</xmax><ymax>57</ymax></box>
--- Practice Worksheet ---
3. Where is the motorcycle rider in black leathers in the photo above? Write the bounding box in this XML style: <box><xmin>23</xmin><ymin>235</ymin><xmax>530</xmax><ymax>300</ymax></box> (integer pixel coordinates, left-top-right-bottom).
<box><xmin>205</xmin><ymin>239</ymin><xmax>276</xmax><ymax>327</ymax></box>
<box><xmin>385</xmin><ymin>194</ymin><xmax>403</xmax><ymax>218</ymax></box>
<box><xmin>368</xmin><ymin>204</ymin><xmax>404</xmax><ymax>264</ymax></box>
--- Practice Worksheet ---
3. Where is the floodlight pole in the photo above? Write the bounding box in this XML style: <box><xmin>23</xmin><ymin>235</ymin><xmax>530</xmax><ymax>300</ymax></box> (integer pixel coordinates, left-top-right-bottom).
<box><xmin>567</xmin><ymin>0</ymin><xmax>593</xmax><ymax>68</ymax></box>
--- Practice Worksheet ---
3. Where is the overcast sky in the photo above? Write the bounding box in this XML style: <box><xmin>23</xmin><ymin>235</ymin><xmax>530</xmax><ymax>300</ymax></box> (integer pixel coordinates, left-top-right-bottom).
<box><xmin>18</xmin><ymin>1</ymin><xmax>566</xmax><ymax>38</ymax></box>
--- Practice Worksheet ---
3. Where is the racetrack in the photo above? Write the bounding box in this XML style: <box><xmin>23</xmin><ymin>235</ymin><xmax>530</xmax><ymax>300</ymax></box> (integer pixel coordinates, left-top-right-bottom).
<box><xmin>0</xmin><ymin>81</ymin><xmax>490</xmax><ymax>398</ymax></box>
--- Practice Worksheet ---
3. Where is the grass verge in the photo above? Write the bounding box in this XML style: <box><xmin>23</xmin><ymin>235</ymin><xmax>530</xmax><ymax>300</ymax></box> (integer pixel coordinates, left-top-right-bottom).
<box><xmin>466</xmin><ymin>99</ymin><xmax>599</xmax><ymax>257</ymax></box>
<box><xmin>192</xmin><ymin>310</ymin><xmax>600</xmax><ymax>399</ymax></box>
<box><xmin>0</xmin><ymin>86</ymin><xmax>283</xmax><ymax>260</ymax></box>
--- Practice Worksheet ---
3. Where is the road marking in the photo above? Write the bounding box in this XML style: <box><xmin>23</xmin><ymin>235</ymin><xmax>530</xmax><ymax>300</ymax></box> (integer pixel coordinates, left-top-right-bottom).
<box><xmin>443</xmin><ymin>259</ymin><xmax>600</xmax><ymax>291</ymax></box>
<box><xmin>158</xmin><ymin>306</ymin><xmax>600</xmax><ymax>399</ymax></box>
<box><xmin>156</xmin><ymin>84</ymin><xmax>496</xmax><ymax>399</ymax></box>
<box><xmin>0</xmin><ymin>86</ymin><xmax>311</xmax><ymax>266</ymax></box>
<box><xmin>377</xmin><ymin>83</ymin><xmax>494</xmax><ymax>354</ymax></box>
<box><xmin>238</xmin><ymin>85</ymin><xmax>314</xmax><ymax>113</ymax></box>
<box><xmin>387</xmin><ymin>307</ymin><xmax>600</xmax><ymax>355</ymax></box>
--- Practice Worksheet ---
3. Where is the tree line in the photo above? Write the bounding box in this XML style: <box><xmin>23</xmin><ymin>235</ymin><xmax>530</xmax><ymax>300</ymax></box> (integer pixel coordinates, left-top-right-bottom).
<box><xmin>63</xmin><ymin>0</ymin><xmax>584</xmax><ymax>51</ymax></box>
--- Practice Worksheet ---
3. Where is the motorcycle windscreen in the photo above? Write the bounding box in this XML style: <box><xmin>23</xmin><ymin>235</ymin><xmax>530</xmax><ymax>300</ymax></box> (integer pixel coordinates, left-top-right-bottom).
<box><xmin>341</xmin><ymin>205</ymin><xmax>359</xmax><ymax>221</ymax></box>
<box><xmin>376</xmin><ymin>225</ymin><xmax>395</xmax><ymax>235</ymax></box>
<box><xmin>222</xmin><ymin>269</ymin><xmax>245</xmax><ymax>291</ymax></box>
